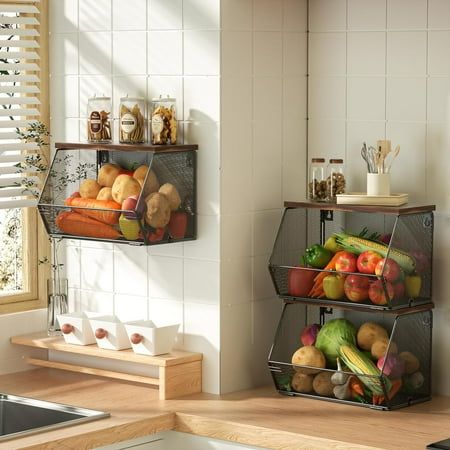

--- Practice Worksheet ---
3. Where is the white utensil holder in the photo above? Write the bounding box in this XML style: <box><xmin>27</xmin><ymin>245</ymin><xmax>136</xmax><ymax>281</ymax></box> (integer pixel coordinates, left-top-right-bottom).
<box><xmin>367</xmin><ymin>173</ymin><xmax>390</xmax><ymax>196</ymax></box>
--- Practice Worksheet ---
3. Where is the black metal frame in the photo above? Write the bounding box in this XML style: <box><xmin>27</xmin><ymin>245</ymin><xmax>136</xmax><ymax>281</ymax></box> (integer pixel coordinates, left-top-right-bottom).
<box><xmin>37</xmin><ymin>143</ymin><xmax>198</xmax><ymax>246</ymax></box>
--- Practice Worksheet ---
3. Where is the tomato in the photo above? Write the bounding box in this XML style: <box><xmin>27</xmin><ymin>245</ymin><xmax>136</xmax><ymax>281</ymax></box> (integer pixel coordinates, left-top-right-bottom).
<box><xmin>168</xmin><ymin>212</ymin><xmax>188</xmax><ymax>239</ymax></box>
<box><xmin>119</xmin><ymin>168</ymin><xmax>134</xmax><ymax>177</ymax></box>
<box><xmin>287</xmin><ymin>267</ymin><xmax>316</xmax><ymax>297</ymax></box>
<box><xmin>335</xmin><ymin>251</ymin><xmax>358</xmax><ymax>273</ymax></box>
<box><xmin>148</xmin><ymin>227</ymin><xmax>165</xmax><ymax>242</ymax></box>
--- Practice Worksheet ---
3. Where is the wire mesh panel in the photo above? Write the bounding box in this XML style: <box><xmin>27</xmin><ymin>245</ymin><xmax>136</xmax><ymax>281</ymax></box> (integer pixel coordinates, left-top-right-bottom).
<box><xmin>38</xmin><ymin>144</ymin><xmax>197</xmax><ymax>245</ymax></box>
<box><xmin>268</xmin><ymin>303</ymin><xmax>432</xmax><ymax>410</ymax></box>
<box><xmin>269</xmin><ymin>204</ymin><xmax>434</xmax><ymax>311</ymax></box>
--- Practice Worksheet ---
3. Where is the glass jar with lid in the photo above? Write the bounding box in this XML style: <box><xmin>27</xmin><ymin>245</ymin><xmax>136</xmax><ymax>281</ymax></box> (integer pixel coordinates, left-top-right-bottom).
<box><xmin>87</xmin><ymin>96</ymin><xmax>112</xmax><ymax>143</ymax></box>
<box><xmin>308</xmin><ymin>158</ymin><xmax>326</xmax><ymax>201</ymax></box>
<box><xmin>119</xmin><ymin>96</ymin><xmax>146</xmax><ymax>144</ymax></box>
<box><xmin>326</xmin><ymin>158</ymin><xmax>346</xmax><ymax>201</ymax></box>
<box><xmin>151</xmin><ymin>95</ymin><xmax>177</xmax><ymax>145</ymax></box>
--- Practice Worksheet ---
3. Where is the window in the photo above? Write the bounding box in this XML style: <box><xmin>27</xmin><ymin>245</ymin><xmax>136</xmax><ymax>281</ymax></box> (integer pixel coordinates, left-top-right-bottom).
<box><xmin>0</xmin><ymin>0</ymin><xmax>49</xmax><ymax>313</ymax></box>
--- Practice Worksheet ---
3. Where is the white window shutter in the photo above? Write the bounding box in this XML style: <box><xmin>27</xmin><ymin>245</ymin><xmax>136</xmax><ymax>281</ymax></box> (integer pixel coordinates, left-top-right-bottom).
<box><xmin>0</xmin><ymin>1</ymin><xmax>43</xmax><ymax>209</ymax></box>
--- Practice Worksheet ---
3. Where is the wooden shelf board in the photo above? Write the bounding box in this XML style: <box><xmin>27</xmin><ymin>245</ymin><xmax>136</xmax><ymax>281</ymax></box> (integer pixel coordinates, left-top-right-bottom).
<box><xmin>11</xmin><ymin>332</ymin><xmax>202</xmax><ymax>367</ymax></box>
<box><xmin>281</xmin><ymin>297</ymin><xmax>434</xmax><ymax>315</ymax></box>
<box><xmin>55</xmin><ymin>142</ymin><xmax>198</xmax><ymax>153</ymax></box>
<box><xmin>284</xmin><ymin>200</ymin><xmax>436</xmax><ymax>215</ymax></box>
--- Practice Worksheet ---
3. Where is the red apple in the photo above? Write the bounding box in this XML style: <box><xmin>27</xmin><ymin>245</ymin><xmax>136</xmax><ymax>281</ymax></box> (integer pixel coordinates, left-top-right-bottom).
<box><xmin>335</xmin><ymin>251</ymin><xmax>358</xmax><ymax>273</ymax></box>
<box><xmin>356</xmin><ymin>251</ymin><xmax>383</xmax><ymax>274</ymax></box>
<box><xmin>344</xmin><ymin>274</ymin><xmax>370</xmax><ymax>302</ymax></box>
<box><xmin>368</xmin><ymin>280</ymin><xmax>394</xmax><ymax>305</ymax></box>
<box><xmin>374</xmin><ymin>258</ymin><xmax>401</xmax><ymax>282</ymax></box>
<box><xmin>393</xmin><ymin>281</ymin><xmax>405</xmax><ymax>300</ymax></box>
<box><xmin>122</xmin><ymin>195</ymin><xmax>139</xmax><ymax>219</ymax></box>
<box><xmin>288</xmin><ymin>267</ymin><xmax>316</xmax><ymax>297</ymax></box>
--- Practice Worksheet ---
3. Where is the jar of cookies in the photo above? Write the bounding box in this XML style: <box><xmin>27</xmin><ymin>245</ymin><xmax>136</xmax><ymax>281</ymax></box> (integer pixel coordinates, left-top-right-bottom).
<box><xmin>151</xmin><ymin>96</ymin><xmax>177</xmax><ymax>145</ymax></box>
<box><xmin>326</xmin><ymin>158</ymin><xmax>346</xmax><ymax>201</ymax></box>
<box><xmin>119</xmin><ymin>96</ymin><xmax>146</xmax><ymax>144</ymax></box>
<box><xmin>87</xmin><ymin>96</ymin><xmax>112</xmax><ymax>143</ymax></box>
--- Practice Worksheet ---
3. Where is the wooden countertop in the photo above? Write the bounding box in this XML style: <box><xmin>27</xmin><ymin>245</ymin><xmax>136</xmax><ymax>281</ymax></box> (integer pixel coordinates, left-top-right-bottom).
<box><xmin>1</xmin><ymin>369</ymin><xmax>450</xmax><ymax>450</ymax></box>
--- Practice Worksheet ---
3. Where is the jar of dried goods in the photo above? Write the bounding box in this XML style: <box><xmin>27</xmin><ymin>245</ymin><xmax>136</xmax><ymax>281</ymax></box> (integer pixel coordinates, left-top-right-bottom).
<box><xmin>326</xmin><ymin>158</ymin><xmax>346</xmax><ymax>201</ymax></box>
<box><xmin>308</xmin><ymin>158</ymin><xmax>327</xmax><ymax>201</ymax></box>
<box><xmin>119</xmin><ymin>96</ymin><xmax>146</xmax><ymax>144</ymax></box>
<box><xmin>151</xmin><ymin>96</ymin><xmax>177</xmax><ymax>145</ymax></box>
<box><xmin>87</xmin><ymin>96</ymin><xmax>112</xmax><ymax>143</ymax></box>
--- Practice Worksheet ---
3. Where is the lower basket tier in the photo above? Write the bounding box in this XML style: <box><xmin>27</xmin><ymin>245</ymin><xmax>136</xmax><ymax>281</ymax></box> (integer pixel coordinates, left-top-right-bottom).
<box><xmin>268</xmin><ymin>303</ymin><xmax>432</xmax><ymax>410</ymax></box>
<box><xmin>268</xmin><ymin>362</ymin><xmax>431</xmax><ymax>410</ymax></box>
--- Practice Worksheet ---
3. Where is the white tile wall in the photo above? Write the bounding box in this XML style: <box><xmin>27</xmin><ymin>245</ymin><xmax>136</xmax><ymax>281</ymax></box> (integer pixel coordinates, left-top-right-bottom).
<box><xmin>308</xmin><ymin>0</ymin><xmax>450</xmax><ymax>396</ymax></box>
<box><xmin>219</xmin><ymin>0</ymin><xmax>308</xmax><ymax>393</ymax></box>
<box><xmin>48</xmin><ymin>0</ymin><xmax>221</xmax><ymax>394</ymax></box>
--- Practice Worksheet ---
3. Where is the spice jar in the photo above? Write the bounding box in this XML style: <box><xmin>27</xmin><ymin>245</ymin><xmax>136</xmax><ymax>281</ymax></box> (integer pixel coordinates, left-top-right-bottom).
<box><xmin>119</xmin><ymin>96</ymin><xmax>146</xmax><ymax>144</ymax></box>
<box><xmin>308</xmin><ymin>158</ymin><xmax>327</xmax><ymax>201</ymax></box>
<box><xmin>151</xmin><ymin>96</ymin><xmax>177</xmax><ymax>145</ymax></box>
<box><xmin>87</xmin><ymin>96</ymin><xmax>111</xmax><ymax>143</ymax></box>
<box><xmin>326</xmin><ymin>159</ymin><xmax>346</xmax><ymax>201</ymax></box>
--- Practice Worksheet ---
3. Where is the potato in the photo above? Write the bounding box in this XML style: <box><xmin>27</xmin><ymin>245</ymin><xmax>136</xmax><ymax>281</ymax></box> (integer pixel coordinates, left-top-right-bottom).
<box><xmin>111</xmin><ymin>174</ymin><xmax>141</xmax><ymax>204</ymax></box>
<box><xmin>312</xmin><ymin>371</ymin><xmax>334</xmax><ymax>396</ymax></box>
<box><xmin>80</xmin><ymin>179</ymin><xmax>102</xmax><ymax>199</ymax></box>
<box><xmin>399</xmin><ymin>351</ymin><xmax>420</xmax><ymax>374</ymax></box>
<box><xmin>291</xmin><ymin>345</ymin><xmax>326</xmax><ymax>375</ymax></box>
<box><xmin>145</xmin><ymin>192</ymin><xmax>171</xmax><ymax>229</ymax></box>
<box><xmin>371</xmin><ymin>338</ymin><xmax>398</xmax><ymax>360</ymax></box>
<box><xmin>98</xmin><ymin>163</ymin><xmax>121</xmax><ymax>187</ymax></box>
<box><xmin>159</xmin><ymin>183</ymin><xmax>181</xmax><ymax>211</ymax></box>
<box><xmin>97</xmin><ymin>187</ymin><xmax>114</xmax><ymax>201</ymax></box>
<box><xmin>291</xmin><ymin>372</ymin><xmax>314</xmax><ymax>393</ymax></box>
<box><xmin>133</xmin><ymin>165</ymin><xmax>160</xmax><ymax>192</ymax></box>
<box><xmin>357</xmin><ymin>322</ymin><xmax>389</xmax><ymax>351</ymax></box>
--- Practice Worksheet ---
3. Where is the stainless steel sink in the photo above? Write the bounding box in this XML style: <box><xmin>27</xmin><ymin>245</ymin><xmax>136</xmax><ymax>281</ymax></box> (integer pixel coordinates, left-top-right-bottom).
<box><xmin>0</xmin><ymin>393</ymin><xmax>110</xmax><ymax>441</ymax></box>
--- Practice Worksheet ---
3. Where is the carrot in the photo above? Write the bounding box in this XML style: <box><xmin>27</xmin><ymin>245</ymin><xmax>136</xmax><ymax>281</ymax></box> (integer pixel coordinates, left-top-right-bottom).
<box><xmin>372</xmin><ymin>379</ymin><xmax>402</xmax><ymax>406</ymax></box>
<box><xmin>56</xmin><ymin>211</ymin><xmax>121</xmax><ymax>239</ymax></box>
<box><xmin>308</xmin><ymin>251</ymin><xmax>347</xmax><ymax>296</ymax></box>
<box><xmin>65</xmin><ymin>197</ymin><xmax>121</xmax><ymax>225</ymax></box>
<box><xmin>349</xmin><ymin>376</ymin><xmax>365</xmax><ymax>397</ymax></box>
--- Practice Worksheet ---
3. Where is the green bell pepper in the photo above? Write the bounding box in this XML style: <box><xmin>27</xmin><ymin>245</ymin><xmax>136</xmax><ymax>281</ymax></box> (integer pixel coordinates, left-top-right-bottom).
<box><xmin>303</xmin><ymin>244</ymin><xmax>333</xmax><ymax>269</ymax></box>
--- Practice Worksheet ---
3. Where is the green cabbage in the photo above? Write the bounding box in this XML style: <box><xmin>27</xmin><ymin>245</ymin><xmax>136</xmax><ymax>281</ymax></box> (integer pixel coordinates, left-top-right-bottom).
<box><xmin>315</xmin><ymin>319</ymin><xmax>356</xmax><ymax>368</ymax></box>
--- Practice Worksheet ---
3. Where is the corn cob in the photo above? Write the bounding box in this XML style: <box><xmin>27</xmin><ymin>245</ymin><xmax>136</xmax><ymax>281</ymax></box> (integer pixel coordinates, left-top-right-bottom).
<box><xmin>339</xmin><ymin>344</ymin><xmax>391</xmax><ymax>396</ymax></box>
<box><xmin>334</xmin><ymin>232</ymin><xmax>416</xmax><ymax>274</ymax></box>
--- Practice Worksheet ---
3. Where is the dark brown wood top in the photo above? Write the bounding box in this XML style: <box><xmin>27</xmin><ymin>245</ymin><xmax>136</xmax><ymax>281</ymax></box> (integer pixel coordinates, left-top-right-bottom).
<box><xmin>284</xmin><ymin>200</ymin><xmax>436</xmax><ymax>215</ymax></box>
<box><xmin>283</xmin><ymin>297</ymin><xmax>434</xmax><ymax>315</ymax></box>
<box><xmin>55</xmin><ymin>142</ymin><xmax>198</xmax><ymax>153</ymax></box>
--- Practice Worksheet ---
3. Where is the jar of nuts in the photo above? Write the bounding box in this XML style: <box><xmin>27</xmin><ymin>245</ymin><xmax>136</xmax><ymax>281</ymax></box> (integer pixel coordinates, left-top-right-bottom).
<box><xmin>326</xmin><ymin>159</ymin><xmax>346</xmax><ymax>201</ymax></box>
<box><xmin>308</xmin><ymin>158</ymin><xmax>327</xmax><ymax>201</ymax></box>
<box><xmin>151</xmin><ymin>96</ymin><xmax>177</xmax><ymax>145</ymax></box>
